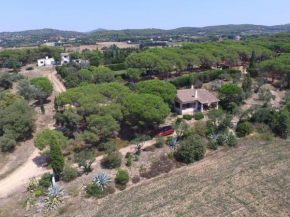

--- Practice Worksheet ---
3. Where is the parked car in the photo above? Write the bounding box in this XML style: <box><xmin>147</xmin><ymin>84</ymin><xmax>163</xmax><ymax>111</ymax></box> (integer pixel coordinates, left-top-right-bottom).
<box><xmin>157</xmin><ymin>126</ymin><xmax>174</xmax><ymax>136</ymax></box>
<box><xmin>26</xmin><ymin>67</ymin><xmax>34</xmax><ymax>71</ymax></box>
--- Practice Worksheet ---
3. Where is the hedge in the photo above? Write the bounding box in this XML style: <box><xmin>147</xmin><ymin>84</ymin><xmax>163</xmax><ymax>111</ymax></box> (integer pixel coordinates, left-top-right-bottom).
<box><xmin>106</xmin><ymin>63</ymin><xmax>126</xmax><ymax>71</ymax></box>
<box><xmin>170</xmin><ymin>70</ymin><xmax>224</xmax><ymax>88</ymax></box>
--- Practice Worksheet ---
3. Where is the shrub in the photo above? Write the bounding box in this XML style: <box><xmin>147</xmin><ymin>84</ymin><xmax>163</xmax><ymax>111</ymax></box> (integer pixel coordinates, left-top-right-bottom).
<box><xmin>256</xmin><ymin>123</ymin><xmax>270</xmax><ymax>134</ymax></box>
<box><xmin>103</xmin><ymin>151</ymin><xmax>122</xmax><ymax>169</ymax></box>
<box><xmin>155</xmin><ymin>136</ymin><xmax>165</xmax><ymax>148</ymax></box>
<box><xmin>227</xmin><ymin>133</ymin><xmax>238</xmax><ymax>147</ymax></box>
<box><xmin>216</xmin><ymin>134</ymin><xmax>226</xmax><ymax>146</ymax></box>
<box><xmin>61</xmin><ymin>164</ymin><xmax>78</xmax><ymax>182</ymax></box>
<box><xmin>194</xmin><ymin>121</ymin><xmax>207</xmax><ymax>137</ymax></box>
<box><xmin>194</xmin><ymin>113</ymin><xmax>204</xmax><ymax>120</ymax></box>
<box><xmin>175</xmin><ymin>134</ymin><xmax>206</xmax><ymax>164</ymax></box>
<box><xmin>35</xmin><ymin>188</ymin><xmax>44</xmax><ymax>197</ymax></box>
<box><xmin>115</xmin><ymin>169</ymin><xmax>130</xmax><ymax>185</ymax></box>
<box><xmin>126</xmin><ymin>157</ymin><xmax>132</xmax><ymax>167</ymax></box>
<box><xmin>39</xmin><ymin>173</ymin><xmax>51</xmax><ymax>188</ymax></box>
<box><xmin>166</xmin><ymin>136</ymin><xmax>174</xmax><ymax>145</ymax></box>
<box><xmin>236</xmin><ymin>122</ymin><xmax>252</xmax><ymax>137</ymax></box>
<box><xmin>85</xmin><ymin>183</ymin><xmax>103</xmax><ymax>198</ymax></box>
<box><xmin>176</xmin><ymin>117</ymin><xmax>183</xmax><ymax>124</ymax></box>
<box><xmin>132</xmin><ymin>176</ymin><xmax>140</xmax><ymax>184</ymax></box>
<box><xmin>183</xmin><ymin>114</ymin><xmax>193</xmax><ymax>120</ymax></box>
<box><xmin>172</xmin><ymin>113</ymin><xmax>178</xmax><ymax>117</ymax></box>
<box><xmin>207</xmin><ymin>139</ymin><xmax>218</xmax><ymax>150</ymax></box>
<box><xmin>125</xmin><ymin>152</ymin><xmax>131</xmax><ymax>159</ymax></box>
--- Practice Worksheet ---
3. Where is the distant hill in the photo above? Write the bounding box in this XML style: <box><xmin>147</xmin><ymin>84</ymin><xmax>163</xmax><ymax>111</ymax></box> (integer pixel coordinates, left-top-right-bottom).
<box><xmin>0</xmin><ymin>28</ymin><xmax>85</xmax><ymax>39</ymax></box>
<box><xmin>88</xmin><ymin>24</ymin><xmax>290</xmax><ymax>38</ymax></box>
<box><xmin>86</xmin><ymin>28</ymin><xmax>107</xmax><ymax>34</ymax></box>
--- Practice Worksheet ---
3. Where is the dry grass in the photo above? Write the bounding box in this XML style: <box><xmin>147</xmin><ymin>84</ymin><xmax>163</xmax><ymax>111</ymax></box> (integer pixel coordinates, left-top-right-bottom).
<box><xmin>65</xmin><ymin>137</ymin><xmax>290</xmax><ymax>217</ymax></box>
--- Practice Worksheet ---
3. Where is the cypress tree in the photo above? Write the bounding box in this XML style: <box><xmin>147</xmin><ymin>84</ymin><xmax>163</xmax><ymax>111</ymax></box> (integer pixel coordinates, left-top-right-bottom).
<box><xmin>249</xmin><ymin>51</ymin><xmax>256</xmax><ymax>69</ymax></box>
<box><xmin>49</xmin><ymin>136</ymin><xmax>64</xmax><ymax>174</ymax></box>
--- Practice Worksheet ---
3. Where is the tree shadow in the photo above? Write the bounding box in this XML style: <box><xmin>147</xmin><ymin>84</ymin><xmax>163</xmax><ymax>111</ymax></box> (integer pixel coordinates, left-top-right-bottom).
<box><xmin>32</xmin><ymin>154</ymin><xmax>49</xmax><ymax>167</ymax></box>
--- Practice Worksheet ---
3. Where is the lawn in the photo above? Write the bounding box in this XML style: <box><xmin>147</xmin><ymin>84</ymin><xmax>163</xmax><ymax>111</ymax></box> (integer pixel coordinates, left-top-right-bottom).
<box><xmin>65</xmin><ymin>137</ymin><xmax>290</xmax><ymax>216</ymax></box>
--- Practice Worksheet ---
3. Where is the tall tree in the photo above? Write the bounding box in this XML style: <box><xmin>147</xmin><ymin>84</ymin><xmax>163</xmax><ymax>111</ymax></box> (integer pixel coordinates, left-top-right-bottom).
<box><xmin>49</xmin><ymin>136</ymin><xmax>64</xmax><ymax>174</ymax></box>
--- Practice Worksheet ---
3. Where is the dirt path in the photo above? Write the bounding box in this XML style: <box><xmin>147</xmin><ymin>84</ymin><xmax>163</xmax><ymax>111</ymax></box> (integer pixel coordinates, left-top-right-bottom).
<box><xmin>0</xmin><ymin>69</ymin><xmax>66</xmax><ymax>198</ymax></box>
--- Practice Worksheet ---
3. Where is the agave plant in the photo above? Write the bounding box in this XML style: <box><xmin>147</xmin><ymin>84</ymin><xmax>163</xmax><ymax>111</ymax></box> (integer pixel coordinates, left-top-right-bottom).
<box><xmin>94</xmin><ymin>171</ymin><xmax>112</xmax><ymax>190</ymax></box>
<box><xmin>46</xmin><ymin>184</ymin><xmax>63</xmax><ymax>197</ymax></box>
<box><xmin>44</xmin><ymin>185</ymin><xmax>63</xmax><ymax>216</ymax></box>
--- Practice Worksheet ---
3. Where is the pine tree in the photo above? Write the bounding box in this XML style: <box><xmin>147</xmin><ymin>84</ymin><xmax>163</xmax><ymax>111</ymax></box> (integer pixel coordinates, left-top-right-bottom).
<box><xmin>242</xmin><ymin>74</ymin><xmax>253</xmax><ymax>99</ymax></box>
<box><xmin>49</xmin><ymin>136</ymin><xmax>64</xmax><ymax>174</ymax></box>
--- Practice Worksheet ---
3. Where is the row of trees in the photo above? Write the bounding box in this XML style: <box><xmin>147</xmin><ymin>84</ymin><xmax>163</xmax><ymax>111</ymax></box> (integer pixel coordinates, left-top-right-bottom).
<box><xmin>124</xmin><ymin>41</ymin><xmax>275</xmax><ymax>78</ymax></box>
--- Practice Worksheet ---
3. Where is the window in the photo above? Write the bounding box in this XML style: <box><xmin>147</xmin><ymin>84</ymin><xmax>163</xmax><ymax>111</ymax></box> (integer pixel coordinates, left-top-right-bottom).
<box><xmin>175</xmin><ymin>101</ymin><xmax>180</xmax><ymax>108</ymax></box>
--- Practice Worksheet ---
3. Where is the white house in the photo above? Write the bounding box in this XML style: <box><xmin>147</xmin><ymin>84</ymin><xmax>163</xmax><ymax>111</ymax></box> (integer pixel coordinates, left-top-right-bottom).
<box><xmin>174</xmin><ymin>87</ymin><xmax>219</xmax><ymax>115</ymax></box>
<box><xmin>37</xmin><ymin>56</ymin><xmax>55</xmax><ymax>66</ymax></box>
<box><xmin>61</xmin><ymin>53</ymin><xmax>70</xmax><ymax>65</ymax></box>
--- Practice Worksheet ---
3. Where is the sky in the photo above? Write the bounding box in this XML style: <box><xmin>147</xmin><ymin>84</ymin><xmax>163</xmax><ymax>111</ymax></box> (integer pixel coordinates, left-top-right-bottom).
<box><xmin>0</xmin><ymin>0</ymin><xmax>290</xmax><ymax>32</ymax></box>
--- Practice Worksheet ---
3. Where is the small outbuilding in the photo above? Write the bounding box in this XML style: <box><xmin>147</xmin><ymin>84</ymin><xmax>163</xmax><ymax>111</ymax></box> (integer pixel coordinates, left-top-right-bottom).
<box><xmin>174</xmin><ymin>87</ymin><xmax>219</xmax><ymax>115</ymax></box>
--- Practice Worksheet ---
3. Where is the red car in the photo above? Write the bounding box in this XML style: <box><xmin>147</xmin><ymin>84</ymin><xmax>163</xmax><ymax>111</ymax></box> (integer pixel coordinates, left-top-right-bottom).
<box><xmin>157</xmin><ymin>126</ymin><xmax>174</xmax><ymax>136</ymax></box>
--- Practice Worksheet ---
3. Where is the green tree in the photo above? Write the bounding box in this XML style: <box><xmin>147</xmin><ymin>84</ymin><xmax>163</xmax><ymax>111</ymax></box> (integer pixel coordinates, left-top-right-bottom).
<box><xmin>30</xmin><ymin>77</ymin><xmax>53</xmax><ymax>99</ymax></box>
<box><xmin>103</xmin><ymin>151</ymin><xmax>122</xmax><ymax>169</ymax></box>
<box><xmin>87</xmin><ymin>115</ymin><xmax>120</xmax><ymax>141</ymax></box>
<box><xmin>136</xmin><ymin>79</ymin><xmax>177</xmax><ymax>105</ymax></box>
<box><xmin>0</xmin><ymin>72</ymin><xmax>13</xmax><ymax>89</ymax></box>
<box><xmin>74</xmin><ymin>150</ymin><xmax>95</xmax><ymax>174</ymax></box>
<box><xmin>115</xmin><ymin>169</ymin><xmax>129</xmax><ymax>185</ymax></box>
<box><xmin>258</xmin><ymin>87</ymin><xmax>276</xmax><ymax>107</ymax></box>
<box><xmin>123</xmin><ymin>93</ymin><xmax>170</xmax><ymax>130</ymax></box>
<box><xmin>49</xmin><ymin>136</ymin><xmax>64</xmax><ymax>174</ymax></box>
<box><xmin>126</xmin><ymin>68</ymin><xmax>142</xmax><ymax>83</ymax></box>
<box><xmin>276</xmin><ymin>111</ymin><xmax>290</xmax><ymax>138</ymax></box>
<box><xmin>17</xmin><ymin>79</ymin><xmax>41</xmax><ymax>101</ymax></box>
<box><xmin>34</xmin><ymin>129</ymin><xmax>68</xmax><ymax>151</ymax></box>
<box><xmin>242</xmin><ymin>74</ymin><xmax>253</xmax><ymax>98</ymax></box>
<box><xmin>219</xmin><ymin>83</ymin><xmax>244</xmax><ymax>104</ymax></box>
<box><xmin>0</xmin><ymin>92</ymin><xmax>24</xmax><ymax>109</ymax></box>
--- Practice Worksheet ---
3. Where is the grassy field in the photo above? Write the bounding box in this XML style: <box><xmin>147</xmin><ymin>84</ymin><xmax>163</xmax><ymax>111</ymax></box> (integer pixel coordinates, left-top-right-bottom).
<box><xmin>65</xmin><ymin>137</ymin><xmax>290</xmax><ymax>217</ymax></box>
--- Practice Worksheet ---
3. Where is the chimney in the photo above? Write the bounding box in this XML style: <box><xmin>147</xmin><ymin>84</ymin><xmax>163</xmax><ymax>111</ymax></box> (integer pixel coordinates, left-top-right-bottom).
<box><xmin>191</xmin><ymin>85</ymin><xmax>194</xmax><ymax>89</ymax></box>
<box><xmin>195</xmin><ymin>89</ymin><xmax>198</xmax><ymax>98</ymax></box>
<box><xmin>45</xmin><ymin>56</ymin><xmax>48</xmax><ymax>60</ymax></box>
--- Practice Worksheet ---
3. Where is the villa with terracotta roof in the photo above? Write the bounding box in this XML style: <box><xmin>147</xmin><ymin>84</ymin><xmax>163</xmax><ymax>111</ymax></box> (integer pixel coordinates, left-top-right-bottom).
<box><xmin>174</xmin><ymin>87</ymin><xmax>219</xmax><ymax>115</ymax></box>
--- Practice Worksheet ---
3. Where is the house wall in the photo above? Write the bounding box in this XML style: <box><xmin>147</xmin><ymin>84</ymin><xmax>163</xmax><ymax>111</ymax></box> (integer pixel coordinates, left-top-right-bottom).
<box><xmin>174</xmin><ymin>98</ymin><xmax>199</xmax><ymax>115</ymax></box>
<box><xmin>38</xmin><ymin>60</ymin><xmax>45</xmax><ymax>66</ymax></box>
<box><xmin>61</xmin><ymin>55</ymin><xmax>70</xmax><ymax>65</ymax></box>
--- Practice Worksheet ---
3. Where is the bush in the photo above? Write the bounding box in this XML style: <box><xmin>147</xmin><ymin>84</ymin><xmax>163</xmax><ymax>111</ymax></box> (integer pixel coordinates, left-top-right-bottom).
<box><xmin>227</xmin><ymin>133</ymin><xmax>238</xmax><ymax>147</ymax></box>
<box><xmin>125</xmin><ymin>152</ymin><xmax>131</xmax><ymax>159</ymax></box>
<box><xmin>183</xmin><ymin>114</ymin><xmax>193</xmax><ymax>120</ymax></box>
<box><xmin>194</xmin><ymin>121</ymin><xmax>207</xmax><ymax>137</ymax></box>
<box><xmin>115</xmin><ymin>169</ymin><xmax>130</xmax><ymax>185</ymax></box>
<box><xmin>207</xmin><ymin>139</ymin><xmax>218</xmax><ymax>150</ymax></box>
<box><xmin>132</xmin><ymin>176</ymin><xmax>140</xmax><ymax>184</ymax></box>
<box><xmin>175</xmin><ymin>134</ymin><xmax>206</xmax><ymax>164</ymax></box>
<box><xmin>155</xmin><ymin>136</ymin><xmax>165</xmax><ymax>148</ymax></box>
<box><xmin>256</xmin><ymin>123</ymin><xmax>270</xmax><ymax>134</ymax></box>
<box><xmin>85</xmin><ymin>183</ymin><xmax>103</xmax><ymax>198</ymax></box>
<box><xmin>216</xmin><ymin>134</ymin><xmax>226</xmax><ymax>146</ymax></box>
<box><xmin>166</xmin><ymin>136</ymin><xmax>174</xmax><ymax>145</ymax></box>
<box><xmin>103</xmin><ymin>151</ymin><xmax>122</xmax><ymax>169</ymax></box>
<box><xmin>61</xmin><ymin>164</ymin><xmax>78</xmax><ymax>182</ymax></box>
<box><xmin>236</xmin><ymin>122</ymin><xmax>252</xmax><ymax>137</ymax></box>
<box><xmin>35</xmin><ymin>188</ymin><xmax>44</xmax><ymax>197</ymax></box>
<box><xmin>176</xmin><ymin>117</ymin><xmax>183</xmax><ymax>124</ymax></box>
<box><xmin>39</xmin><ymin>173</ymin><xmax>51</xmax><ymax>188</ymax></box>
<box><xmin>194</xmin><ymin>113</ymin><xmax>204</xmax><ymax>120</ymax></box>
<box><xmin>126</xmin><ymin>157</ymin><xmax>132</xmax><ymax>167</ymax></box>
<box><xmin>172</xmin><ymin>113</ymin><xmax>178</xmax><ymax>117</ymax></box>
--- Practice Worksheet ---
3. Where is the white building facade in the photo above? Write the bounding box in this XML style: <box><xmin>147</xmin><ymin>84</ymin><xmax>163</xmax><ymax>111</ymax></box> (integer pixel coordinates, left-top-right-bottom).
<box><xmin>37</xmin><ymin>56</ymin><xmax>55</xmax><ymax>66</ymax></box>
<box><xmin>61</xmin><ymin>53</ymin><xmax>70</xmax><ymax>65</ymax></box>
